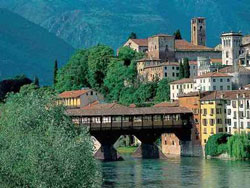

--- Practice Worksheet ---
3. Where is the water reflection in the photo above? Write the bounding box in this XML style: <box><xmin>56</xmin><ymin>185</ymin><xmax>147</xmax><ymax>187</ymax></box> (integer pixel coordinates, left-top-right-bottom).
<box><xmin>101</xmin><ymin>155</ymin><xmax>250</xmax><ymax>188</ymax></box>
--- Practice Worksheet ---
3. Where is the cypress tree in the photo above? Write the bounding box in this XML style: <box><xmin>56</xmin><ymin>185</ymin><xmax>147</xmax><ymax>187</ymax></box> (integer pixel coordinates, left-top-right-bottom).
<box><xmin>53</xmin><ymin>60</ymin><xmax>58</xmax><ymax>85</ymax></box>
<box><xmin>179</xmin><ymin>62</ymin><xmax>184</xmax><ymax>79</ymax></box>
<box><xmin>128</xmin><ymin>32</ymin><xmax>137</xmax><ymax>39</ymax></box>
<box><xmin>183</xmin><ymin>58</ymin><xmax>190</xmax><ymax>78</ymax></box>
<box><xmin>174</xmin><ymin>29</ymin><xmax>182</xmax><ymax>40</ymax></box>
<box><xmin>34</xmin><ymin>76</ymin><xmax>39</xmax><ymax>87</ymax></box>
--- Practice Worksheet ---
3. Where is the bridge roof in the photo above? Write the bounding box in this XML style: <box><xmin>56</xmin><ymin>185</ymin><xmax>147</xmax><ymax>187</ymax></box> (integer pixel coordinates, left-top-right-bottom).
<box><xmin>66</xmin><ymin>106</ymin><xmax>192</xmax><ymax>117</ymax></box>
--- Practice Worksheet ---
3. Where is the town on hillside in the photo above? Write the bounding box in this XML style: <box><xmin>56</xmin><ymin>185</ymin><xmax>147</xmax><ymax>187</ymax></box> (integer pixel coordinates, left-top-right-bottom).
<box><xmin>55</xmin><ymin>17</ymin><xmax>250</xmax><ymax>159</ymax></box>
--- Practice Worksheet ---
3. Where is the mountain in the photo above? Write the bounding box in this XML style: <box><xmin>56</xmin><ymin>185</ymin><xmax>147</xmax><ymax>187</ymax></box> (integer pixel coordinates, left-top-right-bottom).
<box><xmin>0</xmin><ymin>0</ymin><xmax>250</xmax><ymax>50</ymax></box>
<box><xmin>0</xmin><ymin>8</ymin><xmax>75</xmax><ymax>84</ymax></box>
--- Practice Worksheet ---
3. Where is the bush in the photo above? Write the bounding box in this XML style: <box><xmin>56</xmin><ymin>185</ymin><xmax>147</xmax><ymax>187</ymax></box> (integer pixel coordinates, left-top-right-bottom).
<box><xmin>227</xmin><ymin>133</ymin><xmax>250</xmax><ymax>160</ymax></box>
<box><xmin>205</xmin><ymin>133</ymin><xmax>231</xmax><ymax>156</ymax></box>
<box><xmin>0</xmin><ymin>85</ymin><xmax>101</xmax><ymax>187</ymax></box>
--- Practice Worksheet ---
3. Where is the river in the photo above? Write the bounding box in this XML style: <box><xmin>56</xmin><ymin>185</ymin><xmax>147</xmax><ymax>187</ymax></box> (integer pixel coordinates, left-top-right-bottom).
<box><xmin>101</xmin><ymin>155</ymin><xmax>250</xmax><ymax>188</ymax></box>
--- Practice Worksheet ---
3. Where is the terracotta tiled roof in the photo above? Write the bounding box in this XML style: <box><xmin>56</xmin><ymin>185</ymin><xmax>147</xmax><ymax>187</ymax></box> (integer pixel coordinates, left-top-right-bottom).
<box><xmin>81</xmin><ymin>103</ymin><xmax>129</xmax><ymax>110</ymax></box>
<box><xmin>154</xmin><ymin>101</ymin><xmax>179</xmax><ymax>107</ymax></box>
<box><xmin>130</xmin><ymin>39</ymin><xmax>148</xmax><ymax>46</ymax></box>
<box><xmin>218</xmin><ymin>66</ymin><xmax>250</xmax><ymax>73</ymax></box>
<box><xmin>200</xmin><ymin>90</ymin><xmax>250</xmax><ymax>101</ymax></box>
<box><xmin>210</xmin><ymin>59</ymin><xmax>222</xmax><ymax>64</ymax></box>
<box><xmin>170</xmin><ymin>78</ymin><xmax>195</xmax><ymax>85</ymax></box>
<box><xmin>66</xmin><ymin>106</ymin><xmax>192</xmax><ymax>116</ymax></box>
<box><xmin>59</xmin><ymin>89</ymin><xmax>90</xmax><ymax>98</ymax></box>
<box><xmin>195</xmin><ymin>72</ymin><xmax>232</xmax><ymax>79</ymax></box>
<box><xmin>189</xmin><ymin>61</ymin><xmax>197</xmax><ymax>65</ymax></box>
<box><xmin>178</xmin><ymin>91</ymin><xmax>213</xmax><ymax>98</ymax></box>
<box><xmin>175</xmin><ymin>40</ymin><xmax>213</xmax><ymax>51</ymax></box>
<box><xmin>81</xmin><ymin>101</ymin><xmax>100</xmax><ymax>109</ymax></box>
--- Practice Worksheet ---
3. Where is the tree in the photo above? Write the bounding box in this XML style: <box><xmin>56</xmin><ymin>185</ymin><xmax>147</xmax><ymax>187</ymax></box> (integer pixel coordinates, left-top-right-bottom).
<box><xmin>87</xmin><ymin>45</ymin><xmax>114</xmax><ymax>93</ymax></box>
<box><xmin>53</xmin><ymin>59</ymin><xmax>58</xmax><ymax>85</ymax></box>
<box><xmin>55</xmin><ymin>49</ymin><xmax>90</xmax><ymax>93</ymax></box>
<box><xmin>118</xmin><ymin>46</ymin><xmax>144</xmax><ymax>66</ymax></box>
<box><xmin>128</xmin><ymin>32</ymin><xmax>137</xmax><ymax>39</ymax></box>
<box><xmin>0</xmin><ymin>75</ymin><xmax>32</xmax><ymax>102</ymax></box>
<box><xmin>174</xmin><ymin>29</ymin><xmax>182</xmax><ymax>40</ymax></box>
<box><xmin>183</xmin><ymin>58</ymin><xmax>190</xmax><ymax>78</ymax></box>
<box><xmin>0</xmin><ymin>85</ymin><xmax>100</xmax><ymax>187</ymax></box>
<box><xmin>34</xmin><ymin>76</ymin><xmax>39</xmax><ymax>87</ymax></box>
<box><xmin>179</xmin><ymin>62</ymin><xmax>184</xmax><ymax>79</ymax></box>
<box><xmin>154</xmin><ymin>78</ymin><xmax>171</xmax><ymax>102</ymax></box>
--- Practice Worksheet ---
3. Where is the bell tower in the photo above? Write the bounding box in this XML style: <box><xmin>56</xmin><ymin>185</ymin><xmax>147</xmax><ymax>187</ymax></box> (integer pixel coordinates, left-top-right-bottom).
<box><xmin>191</xmin><ymin>17</ymin><xmax>206</xmax><ymax>46</ymax></box>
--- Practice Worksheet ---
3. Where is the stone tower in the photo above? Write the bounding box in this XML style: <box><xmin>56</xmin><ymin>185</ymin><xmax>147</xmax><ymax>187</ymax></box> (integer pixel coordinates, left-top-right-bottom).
<box><xmin>148</xmin><ymin>34</ymin><xmax>175</xmax><ymax>61</ymax></box>
<box><xmin>221</xmin><ymin>32</ymin><xmax>242</xmax><ymax>66</ymax></box>
<box><xmin>191</xmin><ymin>17</ymin><xmax>206</xmax><ymax>46</ymax></box>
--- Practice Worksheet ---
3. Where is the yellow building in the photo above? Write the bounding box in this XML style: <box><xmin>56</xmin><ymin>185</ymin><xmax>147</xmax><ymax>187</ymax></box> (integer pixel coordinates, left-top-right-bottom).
<box><xmin>200</xmin><ymin>93</ymin><xmax>227</xmax><ymax>146</ymax></box>
<box><xmin>57</xmin><ymin>88</ymin><xmax>104</xmax><ymax>108</ymax></box>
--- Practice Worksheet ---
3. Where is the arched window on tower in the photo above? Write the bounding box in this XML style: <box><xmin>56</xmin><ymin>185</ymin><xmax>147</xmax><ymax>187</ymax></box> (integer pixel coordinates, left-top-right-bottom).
<box><xmin>200</xmin><ymin>26</ymin><xmax>202</xmax><ymax>31</ymax></box>
<box><xmin>194</xmin><ymin>26</ymin><xmax>196</xmax><ymax>32</ymax></box>
<box><xmin>165</xmin><ymin>45</ymin><xmax>168</xmax><ymax>52</ymax></box>
<box><xmin>226</xmin><ymin>51</ymin><xmax>229</xmax><ymax>58</ymax></box>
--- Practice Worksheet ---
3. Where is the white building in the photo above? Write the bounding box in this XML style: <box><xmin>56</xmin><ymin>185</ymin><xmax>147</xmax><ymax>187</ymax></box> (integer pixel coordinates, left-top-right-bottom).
<box><xmin>223</xmin><ymin>91</ymin><xmax>250</xmax><ymax>134</ymax></box>
<box><xmin>221</xmin><ymin>32</ymin><xmax>242</xmax><ymax>66</ymax></box>
<box><xmin>170</xmin><ymin>78</ymin><xmax>196</xmax><ymax>100</ymax></box>
<box><xmin>194</xmin><ymin>72</ymin><xmax>232</xmax><ymax>92</ymax></box>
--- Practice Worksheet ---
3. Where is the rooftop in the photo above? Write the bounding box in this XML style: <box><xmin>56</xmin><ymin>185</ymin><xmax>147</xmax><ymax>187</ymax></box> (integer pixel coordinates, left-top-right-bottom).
<box><xmin>66</xmin><ymin>106</ymin><xmax>192</xmax><ymax>116</ymax></box>
<box><xmin>130</xmin><ymin>39</ymin><xmax>148</xmax><ymax>46</ymax></box>
<box><xmin>201</xmin><ymin>90</ymin><xmax>250</xmax><ymax>101</ymax></box>
<box><xmin>218</xmin><ymin>66</ymin><xmax>250</xmax><ymax>74</ymax></box>
<box><xmin>170</xmin><ymin>78</ymin><xmax>195</xmax><ymax>85</ymax></box>
<box><xmin>59</xmin><ymin>89</ymin><xmax>91</xmax><ymax>99</ymax></box>
<box><xmin>154</xmin><ymin>101</ymin><xmax>179</xmax><ymax>107</ymax></box>
<box><xmin>221</xmin><ymin>32</ymin><xmax>243</xmax><ymax>37</ymax></box>
<box><xmin>151</xmin><ymin>34</ymin><xmax>173</xmax><ymax>38</ymax></box>
<box><xmin>195</xmin><ymin>72</ymin><xmax>232</xmax><ymax>79</ymax></box>
<box><xmin>175</xmin><ymin>40</ymin><xmax>213</xmax><ymax>51</ymax></box>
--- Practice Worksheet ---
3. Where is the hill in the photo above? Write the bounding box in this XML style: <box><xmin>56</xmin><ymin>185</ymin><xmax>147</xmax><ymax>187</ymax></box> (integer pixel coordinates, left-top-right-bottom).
<box><xmin>0</xmin><ymin>8</ymin><xmax>75</xmax><ymax>84</ymax></box>
<box><xmin>0</xmin><ymin>0</ymin><xmax>250</xmax><ymax>50</ymax></box>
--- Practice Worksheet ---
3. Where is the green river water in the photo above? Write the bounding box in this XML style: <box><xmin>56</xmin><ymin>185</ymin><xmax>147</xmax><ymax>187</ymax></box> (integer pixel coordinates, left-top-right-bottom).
<box><xmin>101</xmin><ymin>156</ymin><xmax>250</xmax><ymax>188</ymax></box>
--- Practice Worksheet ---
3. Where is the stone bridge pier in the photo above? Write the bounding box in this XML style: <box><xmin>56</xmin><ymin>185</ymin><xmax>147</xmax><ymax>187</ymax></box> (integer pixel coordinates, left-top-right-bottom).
<box><xmin>93</xmin><ymin>133</ymin><xmax>122</xmax><ymax>161</ymax></box>
<box><xmin>132</xmin><ymin>131</ymin><xmax>167</xmax><ymax>159</ymax></box>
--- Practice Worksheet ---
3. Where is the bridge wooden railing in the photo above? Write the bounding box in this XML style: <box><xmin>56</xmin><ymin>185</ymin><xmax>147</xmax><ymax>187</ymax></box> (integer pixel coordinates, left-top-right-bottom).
<box><xmin>72</xmin><ymin>114</ymin><xmax>190</xmax><ymax>131</ymax></box>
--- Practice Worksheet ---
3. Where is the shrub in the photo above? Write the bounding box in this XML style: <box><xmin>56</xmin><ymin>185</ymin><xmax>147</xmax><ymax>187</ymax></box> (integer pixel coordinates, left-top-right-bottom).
<box><xmin>205</xmin><ymin>133</ymin><xmax>231</xmax><ymax>156</ymax></box>
<box><xmin>227</xmin><ymin>133</ymin><xmax>250</xmax><ymax>160</ymax></box>
<box><xmin>0</xmin><ymin>85</ymin><xmax>101</xmax><ymax>187</ymax></box>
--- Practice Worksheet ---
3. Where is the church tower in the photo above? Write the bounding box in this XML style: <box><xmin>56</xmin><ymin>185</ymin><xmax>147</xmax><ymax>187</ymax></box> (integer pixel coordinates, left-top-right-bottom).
<box><xmin>191</xmin><ymin>17</ymin><xmax>206</xmax><ymax>46</ymax></box>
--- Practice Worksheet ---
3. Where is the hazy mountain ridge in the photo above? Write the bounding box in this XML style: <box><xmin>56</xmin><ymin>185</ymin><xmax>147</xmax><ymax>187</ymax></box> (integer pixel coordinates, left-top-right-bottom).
<box><xmin>0</xmin><ymin>8</ymin><xmax>75</xmax><ymax>84</ymax></box>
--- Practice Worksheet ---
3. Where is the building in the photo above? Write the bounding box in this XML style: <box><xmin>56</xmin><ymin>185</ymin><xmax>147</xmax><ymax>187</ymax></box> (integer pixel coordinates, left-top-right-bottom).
<box><xmin>189</xmin><ymin>60</ymin><xmax>198</xmax><ymax>77</ymax></box>
<box><xmin>58</xmin><ymin>89</ymin><xmax>104</xmax><ymax>108</ymax></box>
<box><xmin>221</xmin><ymin>32</ymin><xmax>243</xmax><ymax>66</ymax></box>
<box><xmin>138</xmin><ymin>61</ymin><xmax>180</xmax><ymax>82</ymax></box>
<box><xmin>123</xmin><ymin>38</ymin><xmax>148</xmax><ymax>53</ymax></box>
<box><xmin>200</xmin><ymin>92</ymin><xmax>227</xmax><ymax>145</ymax></box>
<box><xmin>219</xmin><ymin>65</ymin><xmax>250</xmax><ymax>89</ymax></box>
<box><xmin>170</xmin><ymin>78</ymin><xmax>196</xmax><ymax>100</ymax></box>
<box><xmin>194</xmin><ymin>72</ymin><xmax>232</xmax><ymax>92</ymax></box>
<box><xmin>191</xmin><ymin>17</ymin><xmax>206</xmax><ymax>46</ymax></box>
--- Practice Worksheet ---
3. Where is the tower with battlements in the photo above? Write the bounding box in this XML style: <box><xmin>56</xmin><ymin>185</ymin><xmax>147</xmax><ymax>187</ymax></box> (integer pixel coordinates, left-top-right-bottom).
<box><xmin>191</xmin><ymin>17</ymin><xmax>206</xmax><ymax>46</ymax></box>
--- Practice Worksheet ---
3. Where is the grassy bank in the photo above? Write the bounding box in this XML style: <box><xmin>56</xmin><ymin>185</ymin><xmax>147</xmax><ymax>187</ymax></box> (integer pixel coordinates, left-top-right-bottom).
<box><xmin>117</xmin><ymin>146</ymin><xmax>138</xmax><ymax>154</ymax></box>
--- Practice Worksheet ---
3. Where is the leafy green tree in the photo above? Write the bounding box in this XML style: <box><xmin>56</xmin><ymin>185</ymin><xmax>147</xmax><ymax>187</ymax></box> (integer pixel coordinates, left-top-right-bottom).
<box><xmin>0</xmin><ymin>85</ymin><xmax>100</xmax><ymax>187</ymax></box>
<box><xmin>227</xmin><ymin>133</ymin><xmax>250</xmax><ymax>160</ymax></box>
<box><xmin>154</xmin><ymin>78</ymin><xmax>171</xmax><ymax>102</ymax></box>
<box><xmin>205</xmin><ymin>133</ymin><xmax>231</xmax><ymax>156</ymax></box>
<box><xmin>183</xmin><ymin>58</ymin><xmax>190</xmax><ymax>78</ymax></box>
<box><xmin>133</xmin><ymin>82</ymin><xmax>158</xmax><ymax>105</ymax></box>
<box><xmin>118</xmin><ymin>46</ymin><xmax>144</xmax><ymax>66</ymax></box>
<box><xmin>87</xmin><ymin>45</ymin><xmax>114</xmax><ymax>93</ymax></box>
<box><xmin>0</xmin><ymin>75</ymin><xmax>32</xmax><ymax>102</ymax></box>
<box><xmin>173</xmin><ymin>29</ymin><xmax>182</xmax><ymax>40</ymax></box>
<box><xmin>128</xmin><ymin>32</ymin><xmax>137</xmax><ymax>39</ymax></box>
<box><xmin>179</xmin><ymin>62</ymin><xmax>184</xmax><ymax>79</ymax></box>
<box><xmin>55</xmin><ymin>49</ymin><xmax>90</xmax><ymax>93</ymax></box>
<box><xmin>53</xmin><ymin>59</ymin><xmax>58</xmax><ymax>85</ymax></box>
<box><xmin>34</xmin><ymin>76</ymin><xmax>39</xmax><ymax>87</ymax></box>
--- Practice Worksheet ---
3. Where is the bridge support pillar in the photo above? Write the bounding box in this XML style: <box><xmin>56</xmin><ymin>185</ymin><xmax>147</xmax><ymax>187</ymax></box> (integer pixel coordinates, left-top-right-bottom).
<box><xmin>93</xmin><ymin>134</ymin><xmax>122</xmax><ymax>161</ymax></box>
<box><xmin>133</xmin><ymin>132</ymin><xmax>166</xmax><ymax>159</ymax></box>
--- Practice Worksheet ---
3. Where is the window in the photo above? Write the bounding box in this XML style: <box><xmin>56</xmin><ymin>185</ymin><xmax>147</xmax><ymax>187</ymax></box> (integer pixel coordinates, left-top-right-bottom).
<box><xmin>204</xmin><ymin>109</ymin><xmax>207</xmax><ymax>115</ymax></box>
<box><xmin>234</xmin><ymin>122</ymin><xmax>237</xmax><ymax>129</ymax></box>
<box><xmin>172</xmin><ymin>73</ymin><xmax>175</xmax><ymax>77</ymax></box>
<box><xmin>211</xmin><ymin>109</ymin><xmax>214</xmax><ymax>115</ymax></box>
<box><xmin>227</xmin><ymin>109</ymin><xmax>231</xmax><ymax>115</ymax></box>
<box><xmin>172</xmin><ymin>85</ymin><xmax>174</xmax><ymax>90</ymax></box>
<box><xmin>165</xmin><ymin>73</ymin><xmax>167</xmax><ymax>77</ymax></box>
<box><xmin>203</xmin><ymin>119</ymin><xmax>207</xmax><ymax>126</ymax></box>
<box><xmin>90</xmin><ymin>91</ymin><xmax>93</xmax><ymax>95</ymax></box>
<box><xmin>172</xmin><ymin>67</ymin><xmax>175</xmax><ymax>70</ymax></box>
<box><xmin>232</xmin><ymin>101</ymin><xmax>236</xmax><ymax>108</ymax></box>
<box><xmin>239</xmin><ymin>111</ymin><xmax>244</xmax><ymax>119</ymax></box>
<box><xmin>227</xmin><ymin>86</ymin><xmax>230</xmax><ymax>90</ymax></box>
<box><xmin>217</xmin><ymin>119</ymin><xmax>222</xmax><ymax>124</ymax></box>
<box><xmin>233</xmin><ymin>111</ymin><xmax>237</xmax><ymax>119</ymax></box>
<box><xmin>165</xmin><ymin>66</ymin><xmax>167</xmax><ymax>70</ymax></box>
<box><xmin>203</xmin><ymin>128</ymin><xmax>207</xmax><ymax>134</ymax></box>
<box><xmin>176</xmin><ymin>67</ymin><xmax>179</xmax><ymax>70</ymax></box>
<box><xmin>247</xmin><ymin>122</ymin><xmax>250</xmax><ymax>128</ymax></box>
<box><xmin>227</xmin><ymin>78</ymin><xmax>230</xmax><ymax>82</ymax></box>
<box><xmin>210</xmin><ymin>119</ymin><xmax>215</xmax><ymax>126</ymax></box>
<box><xmin>218</xmin><ymin>128</ymin><xmax>223</xmax><ymax>132</ymax></box>
<box><xmin>240</xmin><ymin>122</ymin><xmax>244</xmax><ymax>129</ymax></box>
<box><xmin>213</xmin><ymin>86</ymin><xmax>216</xmax><ymax>90</ymax></box>
<box><xmin>220</xmin><ymin>79</ymin><xmax>223</xmax><ymax>82</ymax></box>
<box><xmin>176</xmin><ymin>73</ymin><xmax>179</xmax><ymax>77</ymax></box>
<box><xmin>220</xmin><ymin>86</ymin><xmax>223</xmax><ymax>90</ymax></box>
<box><xmin>227</xmin><ymin>119</ymin><xmax>231</xmax><ymax>125</ymax></box>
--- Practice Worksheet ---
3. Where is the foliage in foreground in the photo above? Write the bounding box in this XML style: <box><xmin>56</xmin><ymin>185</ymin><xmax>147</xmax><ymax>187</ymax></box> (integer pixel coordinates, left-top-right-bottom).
<box><xmin>205</xmin><ymin>133</ymin><xmax>231</xmax><ymax>157</ymax></box>
<box><xmin>0</xmin><ymin>85</ymin><xmax>100</xmax><ymax>187</ymax></box>
<box><xmin>228</xmin><ymin>133</ymin><xmax>250</xmax><ymax>160</ymax></box>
